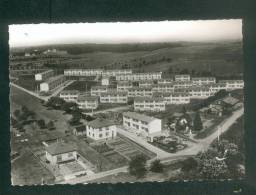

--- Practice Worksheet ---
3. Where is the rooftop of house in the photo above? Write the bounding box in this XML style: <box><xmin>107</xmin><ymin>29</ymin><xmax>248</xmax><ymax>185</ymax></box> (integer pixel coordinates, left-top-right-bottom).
<box><xmin>221</xmin><ymin>96</ymin><xmax>240</xmax><ymax>105</ymax></box>
<box><xmin>87</xmin><ymin>118</ymin><xmax>116</xmax><ymax>129</ymax></box>
<box><xmin>191</xmin><ymin>77</ymin><xmax>216</xmax><ymax>81</ymax></box>
<box><xmin>91</xmin><ymin>85</ymin><xmax>109</xmax><ymax>90</ymax></box>
<box><xmin>77</xmin><ymin>95</ymin><xmax>98</xmax><ymax>102</ymax></box>
<box><xmin>43</xmin><ymin>74</ymin><xmax>65</xmax><ymax>84</ymax></box>
<box><xmin>153</xmin><ymin>92</ymin><xmax>190</xmax><ymax>97</ymax></box>
<box><xmin>134</xmin><ymin>96</ymin><xmax>165</xmax><ymax>102</ymax></box>
<box><xmin>100</xmin><ymin>90</ymin><xmax>128</xmax><ymax>96</ymax></box>
<box><xmin>37</xmin><ymin>69</ymin><xmax>54</xmax><ymax>75</ymax></box>
<box><xmin>45</xmin><ymin>142</ymin><xmax>76</xmax><ymax>156</ymax></box>
<box><xmin>218</xmin><ymin>80</ymin><xmax>244</xmax><ymax>83</ymax></box>
<box><xmin>175</xmin><ymin>74</ymin><xmax>190</xmax><ymax>77</ymax></box>
<box><xmin>123</xmin><ymin>111</ymin><xmax>159</xmax><ymax>123</ymax></box>
<box><xmin>60</xmin><ymin>90</ymin><xmax>80</xmax><ymax>95</ymax></box>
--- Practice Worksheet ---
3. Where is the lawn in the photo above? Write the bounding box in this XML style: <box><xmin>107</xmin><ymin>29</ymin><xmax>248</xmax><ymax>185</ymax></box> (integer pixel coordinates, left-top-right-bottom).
<box><xmin>88</xmin><ymin>159</ymin><xmax>185</xmax><ymax>183</ymax></box>
<box><xmin>149</xmin><ymin>136</ymin><xmax>187</xmax><ymax>153</ymax></box>
<box><xmin>10</xmin><ymin>85</ymin><xmax>72</xmax><ymax>133</ymax></box>
<box><xmin>11</xmin><ymin>150</ymin><xmax>55</xmax><ymax>185</ymax></box>
<box><xmin>14</xmin><ymin>74</ymin><xmax>39</xmax><ymax>91</ymax></box>
<box><xmin>212</xmin><ymin>115</ymin><xmax>244</xmax><ymax>153</ymax></box>
<box><xmin>63</xmin><ymin>80</ymin><xmax>99</xmax><ymax>92</ymax></box>
<box><xmin>194</xmin><ymin>113</ymin><xmax>232</xmax><ymax>139</ymax></box>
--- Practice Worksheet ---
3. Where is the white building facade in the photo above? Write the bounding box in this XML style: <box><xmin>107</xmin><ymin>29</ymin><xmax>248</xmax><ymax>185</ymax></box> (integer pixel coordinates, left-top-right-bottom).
<box><xmin>100</xmin><ymin>91</ymin><xmax>128</xmax><ymax>104</ymax></box>
<box><xmin>123</xmin><ymin>111</ymin><xmax>162</xmax><ymax>135</ymax></box>
<box><xmin>40</xmin><ymin>75</ymin><xmax>66</xmax><ymax>92</ymax></box>
<box><xmin>116</xmin><ymin>72</ymin><xmax>162</xmax><ymax>81</ymax></box>
<box><xmin>134</xmin><ymin>97</ymin><xmax>166</xmax><ymax>112</ymax></box>
<box><xmin>35</xmin><ymin>69</ymin><xmax>54</xmax><ymax>81</ymax></box>
<box><xmin>86</xmin><ymin>118</ymin><xmax>117</xmax><ymax>140</ymax></box>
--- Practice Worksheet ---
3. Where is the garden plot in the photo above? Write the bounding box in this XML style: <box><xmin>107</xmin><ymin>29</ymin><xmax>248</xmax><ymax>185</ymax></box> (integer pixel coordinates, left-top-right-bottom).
<box><xmin>107</xmin><ymin>136</ymin><xmax>156</xmax><ymax>160</ymax></box>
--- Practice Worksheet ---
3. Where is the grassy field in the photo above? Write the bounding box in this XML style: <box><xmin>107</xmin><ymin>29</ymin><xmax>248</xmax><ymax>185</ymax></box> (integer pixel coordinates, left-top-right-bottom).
<box><xmin>10</xmin><ymin>86</ymin><xmax>72</xmax><ymax>133</ymax></box>
<box><xmin>63</xmin><ymin>80</ymin><xmax>99</xmax><ymax>92</ymax></box>
<box><xmin>11</xmin><ymin>150</ymin><xmax>55</xmax><ymax>185</ymax></box>
<box><xmin>14</xmin><ymin>41</ymin><xmax>243</xmax><ymax>78</ymax></box>
<box><xmin>53</xmin><ymin>41</ymin><xmax>244</xmax><ymax>77</ymax></box>
<box><xmin>88</xmin><ymin>159</ymin><xmax>184</xmax><ymax>183</ymax></box>
<box><xmin>213</xmin><ymin>115</ymin><xmax>244</xmax><ymax>152</ymax></box>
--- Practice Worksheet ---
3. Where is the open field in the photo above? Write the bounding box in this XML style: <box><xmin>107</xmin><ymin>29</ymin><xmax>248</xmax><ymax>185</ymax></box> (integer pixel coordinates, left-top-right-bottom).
<box><xmin>63</xmin><ymin>80</ymin><xmax>98</xmax><ymax>92</ymax></box>
<box><xmin>11</xmin><ymin>150</ymin><xmax>55</xmax><ymax>185</ymax></box>
<box><xmin>10</xmin><ymin>85</ymin><xmax>72</xmax><ymax>133</ymax></box>
<box><xmin>212</xmin><ymin>115</ymin><xmax>244</xmax><ymax>152</ymax></box>
<box><xmin>88</xmin><ymin>159</ymin><xmax>184</xmax><ymax>183</ymax></box>
<box><xmin>11</xmin><ymin>41</ymin><xmax>243</xmax><ymax>78</ymax></box>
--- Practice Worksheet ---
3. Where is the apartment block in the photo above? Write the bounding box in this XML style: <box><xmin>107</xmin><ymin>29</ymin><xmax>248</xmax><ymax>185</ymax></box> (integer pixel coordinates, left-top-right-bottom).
<box><xmin>153</xmin><ymin>92</ymin><xmax>190</xmax><ymax>104</ymax></box>
<box><xmin>90</xmin><ymin>85</ymin><xmax>109</xmax><ymax>96</ymax></box>
<box><xmin>152</xmin><ymin>83</ymin><xmax>175</xmax><ymax>93</ymax></box>
<box><xmin>123</xmin><ymin>111</ymin><xmax>162</xmax><ymax>135</ymax></box>
<box><xmin>174</xmin><ymin>74</ymin><xmax>191</xmax><ymax>81</ymax></box>
<box><xmin>117</xmin><ymin>81</ymin><xmax>133</xmax><ymax>91</ymax></box>
<box><xmin>76</xmin><ymin>95</ymin><xmax>99</xmax><ymax>110</ymax></box>
<box><xmin>128</xmin><ymin>87</ymin><xmax>153</xmax><ymax>97</ymax></box>
<box><xmin>191</xmin><ymin>77</ymin><xmax>216</xmax><ymax>85</ymax></box>
<box><xmin>134</xmin><ymin>97</ymin><xmax>166</xmax><ymax>112</ymax></box>
<box><xmin>115</xmin><ymin>72</ymin><xmax>162</xmax><ymax>81</ymax></box>
<box><xmin>40</xmin><ymin>75</ymin><xmax>66</xmax><ymax>92</ymax></box>
<box><xmin>35</xmin><ymin>69</ymin><xmax>54</xmax><ymax>81</ymax></box>
<box><xmin>59</xmin><ymin>90</ymin><xmax>80</xmax><ymax>102</ymax></box>
<box><xmin>219</xmin><ymin>80</ymin><xmax>244</xmax><ymax>91</ymax></box>
<box><xmin>100</xmin><ymin>91</ymin><xmax>128</xmax><ymax>104</ymax></box>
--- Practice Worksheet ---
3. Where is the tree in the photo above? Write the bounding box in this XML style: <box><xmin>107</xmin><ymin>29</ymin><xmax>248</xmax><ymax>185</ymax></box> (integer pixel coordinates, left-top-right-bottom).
<box><xmin>61</xmin><ymin>102</ymin><xmax>78</xmax><ymax>113</ymax></box>
<box><xmin>181</xmin><ymin>106</ymin><xmax>187</xmax><ymax>114</ymax></box>
<box><xmin>47</xmin><ymin>121</ymin><xmax>55</xmax><ymax>130</ymax></box>
<box><xmin>181</xmin><ymin>157</ymin><xmax>198</xmax><ymax>173</ymax></box>
<box><xmin>166</xmin><ymin>116</ymin><xmax>176</xmax><ymax>131</ymax></box>
<box><xmin>195</xmin><ymin>148</ymin><xmax>228</xmax><ymax>179</ymax></box>
<box><xmin>150</xmin><ymin>159</ymin><xmax>164</xmax><ymax>173</ymax></box>
<box><xmin>37</xmin><ymin>119</ymin><xmax>46</xmax><ymax>129</ymax></box>
<box><xmin>21</xmin><ymin>106</ymin><xmax>29</xmax><ymax>114</ymax></box>
<box><xmin>13</xmin><ymin>109</ymin><xmax>21</xmax><ymax>119</ymax></box>
<box><xmin>46</xmin><ymin>97</ymin><xmax>65</xmax><ymax>109</ymax></box>
<box><xmin>193</xmin><ymin>112</ymin><xmax>203</xmax><ymax>131</ymax></box>
<box><xmin>128</xmin><ymin>155</ymin><xmax>147</xmax><ymax>178</ymax></box>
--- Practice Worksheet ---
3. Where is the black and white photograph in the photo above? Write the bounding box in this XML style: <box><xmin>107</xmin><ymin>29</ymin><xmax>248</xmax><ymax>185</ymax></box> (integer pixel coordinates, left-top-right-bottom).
<box><xmin>9</xmin><ymin>19</ymin><xmax>245</xmax><ymax>185</ymax></box>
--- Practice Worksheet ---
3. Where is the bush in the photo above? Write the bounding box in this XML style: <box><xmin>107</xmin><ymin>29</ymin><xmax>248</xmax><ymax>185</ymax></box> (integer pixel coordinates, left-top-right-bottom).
<box><xmin>150</xmin><ymin>159</ymin><xmax>164</xmax><ymax>173</ymax></box>
<box><xmin>37</xmin><ymin>119</ymin><xmax>46</xmax><ymax>129</ymax></box>
<box><xmin>128</xmin><ymin>155</ymin><xmax>147</xmax><ymax>178</ymax></box>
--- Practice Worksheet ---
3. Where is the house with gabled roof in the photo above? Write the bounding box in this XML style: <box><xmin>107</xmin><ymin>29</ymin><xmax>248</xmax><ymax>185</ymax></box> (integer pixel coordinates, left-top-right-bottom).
<box><xmin>123</xmin><ymin>111</ymin><xmax>162</xmax><ymax>135</ymax></box>
<box><xmin>86</xmin><ymin>118</ymin><xmax>117</xmax><ymax>140</ymax></box>
<box><xmin>45</xmin><ymin>142</ymin><xmax>77</xmax><ymax>165</ymax></box>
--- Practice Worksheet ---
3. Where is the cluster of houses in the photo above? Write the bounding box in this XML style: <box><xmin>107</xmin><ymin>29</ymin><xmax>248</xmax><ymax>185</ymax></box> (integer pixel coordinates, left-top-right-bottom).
<box><xmin>58</xmin><ymin>69</ymin><xmax>244</xmax><ymax>112</ymax></box>
<box><xmin>35</xmin><ymin>70</ymin><xmax>67</xmax><ymax>92</ymax></box>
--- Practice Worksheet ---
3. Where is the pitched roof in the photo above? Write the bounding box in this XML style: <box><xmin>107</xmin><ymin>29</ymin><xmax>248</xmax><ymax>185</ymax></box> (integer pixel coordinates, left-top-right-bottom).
<box><xmin>45</xmin><ymin>142</ymin><xmax>76</xmax><ymax>155</ymax></box>
<box><xmin>222</xmin><ymin>96</ymin><xmax>239</xmax><ymax>105</ymax></box>
<box><xmin>87</xmin><ymin>118</ymin><xmax>116</xmax><ymax>128</ymax></box>
<box><xmin>123</xmin><ymin>111</ymin><xmax>159</xmax><ymax>123</ymax></box>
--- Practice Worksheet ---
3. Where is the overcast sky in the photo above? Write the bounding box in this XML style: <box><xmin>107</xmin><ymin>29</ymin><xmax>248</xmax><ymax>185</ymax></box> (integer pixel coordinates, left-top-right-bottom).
<box><xmin>9</xmin><ymin>19</ymin><xmax>242</xmax><ymax>47</ymax></box>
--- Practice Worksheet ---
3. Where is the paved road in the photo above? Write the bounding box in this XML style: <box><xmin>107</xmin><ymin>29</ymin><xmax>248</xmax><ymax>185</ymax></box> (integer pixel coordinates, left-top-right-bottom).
<box><xmin>10</xmin><ymin>80</ymin><xmax>75</xmax><ymax>101</ymax></box>
<box><xmin>59</xmin><ymin>106</ymin><xmax>244</xmax><ymax>184</ymax></box>
<box><xmin>117</xmin><ymin>127</ymin><xmax>171</xmax><ymax>158</ymax></box>
<box><xmin>10</xmin><ymin>82</ymin><xmax>47</xmax><ymax>101</ymax></box>
<box><xmin>59</xmin><ymin>166</ymin><xmax>128</xmax><ymax>184</ymax></box>
<box><xmin>84</xmin><ymin>105</ymin><xmax>131</xmax><ymax>116</ymax></box>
